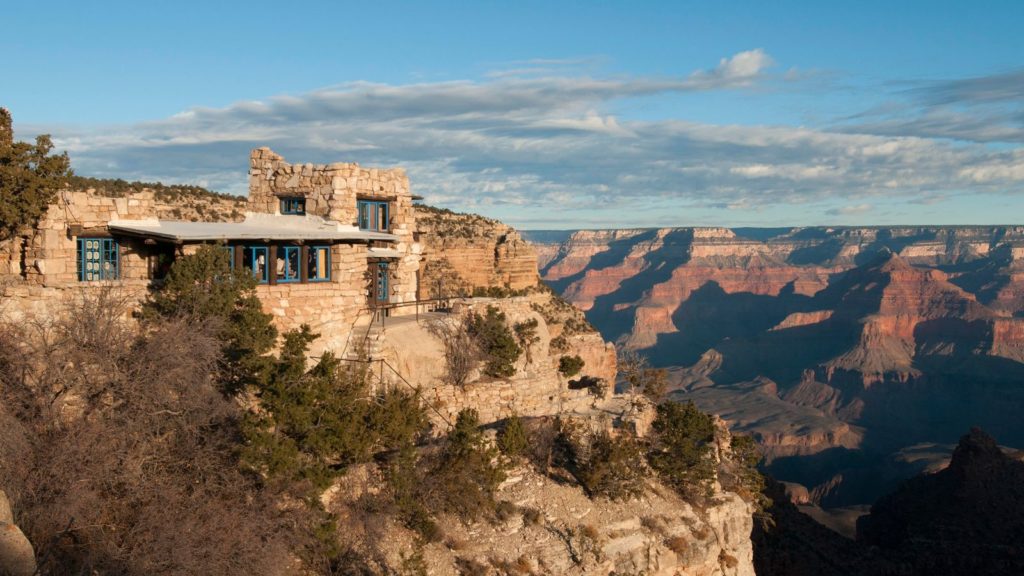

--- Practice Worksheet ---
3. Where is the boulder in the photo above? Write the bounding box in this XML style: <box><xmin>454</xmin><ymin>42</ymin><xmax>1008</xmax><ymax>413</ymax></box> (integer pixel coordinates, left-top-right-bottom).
<box><xmin>0</xmin><ymin>522</ymin><xmax>36</xmax><ymax>576</ymax></box>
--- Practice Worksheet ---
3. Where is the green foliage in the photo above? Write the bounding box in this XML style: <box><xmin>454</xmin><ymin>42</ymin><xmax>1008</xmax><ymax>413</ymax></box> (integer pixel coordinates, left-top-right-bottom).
<box><xmin>575</xmin><ymin>376</ymin><xmax>609</xmax><ymax>398</ymax></box>
<box><xmin>467</xmin><ymin>305</ymin><xmax>521</xmax><ymax>378</ymax></box>
<box><xmin>471</xmin><ymin>285</ymin><xmax>533</xmax><ymax>298</ymax></box>
<box><xmin>513</xmin><ymin>318</ymin><xmax>540</xmax><ymax>363</ymax></box>
<box><xmin>558</xmin><ymin>354</ymin><xmax>585</xmax><ymax>378</ymax></box>
<box><xmin>145</xmin><ymin>244</ymin><xmax>278</xmax><ymax>392</ymax></box>
<box><xmin>387</xmin><ymin>442</ymin><xmax>442</xmax><ymax>542</ymax></box>
<box><xmin>497</xmin><ymin>412</ymin><xmax>528</xmax><ymax>459</ymax></box>
<box><xmin>413</xmin><ymin>203</ymin><xmax>498</xmax><ymax>239</ymax></box>
<box><xmin>429</xmin><ymin>409</ymin><xmax>506</xmax><ymax>519</ymax></box>
<box><xmin>243</xmin><ymin>326</ymin><xmax>429</xmax><ymax>491</ymax></box>
<box><xmin>578</xmin><ymin>431</ymin><xmax>648</xmax><ymax>500</ymax></box>
<box><xmin>147</xmin><ymin>244</ymin><xmax>250</xmax><ymax>317</ymax></box>
<box><xmin>529</xmin><ymin>294</ymin><xmax>595</xmax><ymax>335</ymax></box>
<box><xmin>0</xmin><ymin>107</ymin><xmax>72</xmax><ymax>240</ymax></box>
<box><xmin>66</xmin><ymin>174</ymin><xmax>240</xmax><ymax>202</ymax></box>
<box><xmin>550</xmin><ymin>335</ymin><xmax>569</xmax><ymax>352</ymax></box>
<box><xmin>728</xmin><ymin>434</ymin><xmax>771</xmax><ymax>511</ymax></box>
<box><xmin>648</xmin><ymin>401</ymin><xmax>717</xmax><ymax>499</ymax></box>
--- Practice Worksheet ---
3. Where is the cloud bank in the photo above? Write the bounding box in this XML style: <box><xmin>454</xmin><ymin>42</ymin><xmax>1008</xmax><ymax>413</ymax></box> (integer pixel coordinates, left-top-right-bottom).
<box><xmin>23</xmin><ymin>51</ymin><xmax>1024</xmax><ymax>227</ymax></box>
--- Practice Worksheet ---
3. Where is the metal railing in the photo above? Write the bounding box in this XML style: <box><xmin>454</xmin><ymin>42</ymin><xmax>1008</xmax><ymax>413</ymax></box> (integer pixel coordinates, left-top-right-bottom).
<box><xmin>337</xmin><ymin>355</ymin><xmax>453</xmax><ymax>429</ymax></box>
<box><xmin>351</xmin><ymin>297</ymin><xmax>456</xmax><ymax>358</ymax></box>
<box><xmin>364</xmin><ymin>296</ymin><xmax>456</xmax><ymax>326</ymax></box>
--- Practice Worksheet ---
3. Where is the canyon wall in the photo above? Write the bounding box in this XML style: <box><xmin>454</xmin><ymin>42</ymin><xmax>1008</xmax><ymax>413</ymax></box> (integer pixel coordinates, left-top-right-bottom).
<box><xmin>530</xmin><ymin>226</ymin><xmax>1024</xmax><ymax>505</ymax></box>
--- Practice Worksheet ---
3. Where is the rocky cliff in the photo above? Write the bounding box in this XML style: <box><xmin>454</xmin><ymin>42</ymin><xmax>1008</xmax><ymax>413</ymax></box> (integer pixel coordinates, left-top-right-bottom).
<box><xmin>529</xmin><ymin>226</ymin><xmax>1024</xmax><ymax>507</ymax></box>
<box><xmin>327</xmin><ymin>416</ymin><xmax>756</xmax><ymax>576</ymax></box>
<box><xmin>415</xmin><ymin>205</ymin><xmax>539</xmax><ymax>293</ymax></box>
<box><xmin>358</xmin><ymin>211</ymin><xmax>761</xmax><ymax>574</ymax></box>
<box><xmin>857</xmin><ymin>428</ymin><xmax>1024</xmax><ymax>575</ymax></box>
<box><xmin>753</xmin><ymin>428</ymin><xmax>1024</xmax><ymax>576</ymax></box>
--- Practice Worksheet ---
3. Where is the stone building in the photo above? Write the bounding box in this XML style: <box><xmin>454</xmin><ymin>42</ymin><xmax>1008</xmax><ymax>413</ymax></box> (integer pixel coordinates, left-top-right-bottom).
<box><xmin>0</xmin><ymin>147</ymin><xmax>422</xmax><ymax>355</ymax></box>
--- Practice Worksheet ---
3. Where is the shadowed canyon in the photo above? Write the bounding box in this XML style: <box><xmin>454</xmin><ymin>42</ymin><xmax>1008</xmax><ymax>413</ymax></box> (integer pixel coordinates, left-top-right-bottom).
<box><xmin>528</xmin><ymin>226</ymin><xmax>1024</xmax><ymax>514</ymax></box>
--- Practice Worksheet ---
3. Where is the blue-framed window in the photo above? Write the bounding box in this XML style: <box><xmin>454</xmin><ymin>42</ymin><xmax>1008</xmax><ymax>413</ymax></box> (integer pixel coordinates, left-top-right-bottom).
<box><xmin>221</xmin><ymin>245</ymin><xmax>235</xmax><ymax>270</ymax></box>
<box><xmin>280</xmin><ymin>197</ymin><xmax>306</xmax><ymax>215</ymax></box>
<box><xmin>276</xmin><ymin>246</ymin><xmax>300</xmax><ymax>283</ymax></box>
<box><xmin>374</xmin><ymin>261</ymin><xmax>389</xmax><ymax>302</ymax></box>
<box><xmin>77</xmin><ymin>238</ymin><xmax>119</xmax><ymax>281</ymax></box>
<box><xmin>357</xmin><ymin>200</ymin><xmax>389</xmax><ymax>231</ymax></box>
<box><xmin>308</xmin><ymin>246</ymin><xmax>331</xmax><ymax>282</ymax></box>
<box><xmin>244</xmin><ymin>246</ymin><xmax>269</xmax><ymax>284</ymax></box>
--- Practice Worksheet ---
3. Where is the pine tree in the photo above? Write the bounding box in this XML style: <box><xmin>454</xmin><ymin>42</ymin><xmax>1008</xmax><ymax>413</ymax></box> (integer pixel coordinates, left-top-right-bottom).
<box><xmin>144</xmin><ymin>244</ymin><xmax>278</xmax><ymax>392</ymax></box>
<box><xmin>647</xmin><ymin>401</ymin><xmax>717</xmax><ymax>499</ymax></box>
<box><xmin>467</xmin><ymin>306</ymin><xmax>521</xmax><ymax>378</ymax></box>
<box><xmin>0</xmin><ymin>108</ymin><xmax>72</xmax><ymax>240</ymax></box>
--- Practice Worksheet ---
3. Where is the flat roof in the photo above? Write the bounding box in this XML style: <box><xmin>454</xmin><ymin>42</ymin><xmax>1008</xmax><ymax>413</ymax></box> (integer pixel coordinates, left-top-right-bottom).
<box><xmin>108</xmin><ymin>213</ymin><xmax>398</xmax><ymax>243</ymax></box>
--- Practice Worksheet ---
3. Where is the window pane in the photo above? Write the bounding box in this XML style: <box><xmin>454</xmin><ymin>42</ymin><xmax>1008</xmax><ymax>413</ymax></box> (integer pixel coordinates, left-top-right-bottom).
<box><xmin>77</xmin><ymin>238</ymin><xmax>120</xmax><ymax>282</ymax></box>
<box><xmin>277</xmin><ymin>246</ymin><xmax>299</xmax><ymax>281</ymax></box>
<box><xmin>245</xmin><ymin>246</ymin><xmax>268</xmax><ymax>283</ymax></box>
<box><xmin>321</xmin><ymin>248</ymin><xmax>329</xmax><ymax>279</ymax></box>
<box><xmin>357</xmin><ymin>201</ymin><xmax>389</xmax><ymax>231</ymax></box>
<box><xmin>307</xmin><ymin>246</ymin><xmax>330</xmax><ymax>280</ymax></box>
<box><xmin>360</xmin><ymin>201</ymin><xmax>372</xmax><ymax>230</ymax></box>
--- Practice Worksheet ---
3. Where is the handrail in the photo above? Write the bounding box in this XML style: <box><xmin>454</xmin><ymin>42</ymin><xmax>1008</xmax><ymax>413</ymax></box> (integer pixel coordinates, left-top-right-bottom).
<box><xmin>337</xmin><ymin>356</ymin><xmax>454</xmax><ymax>429</ymax></box>
<box><xmin>353</xmin><ymin>297</ymin><xmax>456</xmax><ymax>332</ymax></box>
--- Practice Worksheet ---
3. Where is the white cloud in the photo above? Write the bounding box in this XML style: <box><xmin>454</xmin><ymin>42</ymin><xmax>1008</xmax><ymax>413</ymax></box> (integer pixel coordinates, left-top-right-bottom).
<box><xmin>713</xmin><ymin>48</ymin><xmax>774</xmax><ymax>79</ymax></box>
<box><xmin>18</xmin><ymin>51</ymin><xmax>1024</xmax><ymax>226</ymax></box>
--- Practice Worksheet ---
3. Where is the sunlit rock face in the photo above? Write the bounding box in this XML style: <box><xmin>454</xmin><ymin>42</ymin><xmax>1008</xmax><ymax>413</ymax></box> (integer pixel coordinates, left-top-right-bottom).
<box><xmin>529</xmin><ymin>226</ymin><xmax>1024</xmax><ymax>506</ymax></box>
<box><xmin>415</xmin><ymin>206</ymin><xmax>539</xmax><ymax>291</ymax></box>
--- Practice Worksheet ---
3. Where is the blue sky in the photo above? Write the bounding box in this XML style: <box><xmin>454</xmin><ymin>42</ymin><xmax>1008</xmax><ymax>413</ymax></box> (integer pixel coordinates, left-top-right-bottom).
<box><xmin>4</xmin><ymin>0</ymin><xmax>1024</xmax><ymax>228</ymax></box>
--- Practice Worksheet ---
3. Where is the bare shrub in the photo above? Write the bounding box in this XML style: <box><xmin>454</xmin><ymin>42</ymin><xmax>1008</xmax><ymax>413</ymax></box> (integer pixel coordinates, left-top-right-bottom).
<box><xmin>618</xmin><ymin>347</ymin><xmax>668</xmax><ymax>402</ymax></box>
<box><xmin>427</xmin><ymin>315</ymin><xmax>480</xmax><ymax>387</ymax></box>
<box><xmin>521</xmin><ymin>507</ymin><xmax>542</xmax><ymax>526</ymax></box>
<box><xmin>0</xmin><ymin>297</ymin><xmax>302</xmax><ymax>575</ymax></box>
<box><xmin>666</xmin><ymin>535</ymin><xmax>689</xmax><ymax>555</ymax></box>
<box><xmin>642</xmin><ymin>515</ymin><xmax>669</xmax><ymax>536</ymax></box>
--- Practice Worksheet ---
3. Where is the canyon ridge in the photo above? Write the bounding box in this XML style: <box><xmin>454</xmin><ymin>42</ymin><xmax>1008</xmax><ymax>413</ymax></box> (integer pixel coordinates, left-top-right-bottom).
<box><xmin>527</xmin><ymin>226</ymin><xmax>1024</xmax><ymax>516</ymax></box>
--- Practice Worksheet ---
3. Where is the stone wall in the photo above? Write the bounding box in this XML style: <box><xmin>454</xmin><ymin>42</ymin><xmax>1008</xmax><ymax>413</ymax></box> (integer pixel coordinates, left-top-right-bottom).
<box><xmin>0</xmin><ymin>147</ymin><xmax>427</xmax><ymax>358</ymax></box>
<box><xmin>4</xmin><ymin>190</ymin><xmax>159</xmax><ymax>286</ymax></box>
<box><xmin>258</xmin><ymin>243</ymin><xmax>372</xmax><ymax>357</ymax></box>
<box><xmin>248</xmin><ymin>147</ymin><xmax>420</xmax><ymax>307</ymax></box>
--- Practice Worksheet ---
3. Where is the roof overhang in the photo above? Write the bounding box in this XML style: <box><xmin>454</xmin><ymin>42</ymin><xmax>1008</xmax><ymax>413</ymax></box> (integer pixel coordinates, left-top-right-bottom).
<box><xmin>108</xmin><ymin>213</ymin><xmax>398</xmax><ymax>243</ymax></box>
<box><xmin>366</xmin><ymin>247</ymin><xmax>403</xmax><ymax>258</ymax></box>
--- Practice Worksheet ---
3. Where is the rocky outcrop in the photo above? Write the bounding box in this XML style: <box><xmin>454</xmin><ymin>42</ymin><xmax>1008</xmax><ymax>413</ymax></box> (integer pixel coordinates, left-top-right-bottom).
<box><xmin>0</xmin><ymin>491</ymin><xmax>36</xmax><ymax>576</ymax></box>
<box><xmin>409</xmin><ymin>466</ymin><xmax>754</xmax><ymax>576</ymax></box>
<box><xmin>328</xmin><ymin>417</ymin><xmax>756</xmax><ymax>576</ymax></box>
<box><xmin>377</xmin><ymin>293</ymin><xmax>615</xmax><ymax>427</ymax></box>
<box><xmin>856</xmin><ymin>428</ymin><xmax>1024</xmax><ymax>575</ymax></box>
<box><xmin>770</xmin><ymin>310</ymin><xmax>833</xmax><ymax>331</ymax></box>
<box><xmin>756</xmin><ymin>429</ymin><xmax>1024</xmax><ymax>576</ymax></box>
<box><xmin>415</xmin><ymin>206</ymin><xmax>539</xmax><ymax>292</ymax></box>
